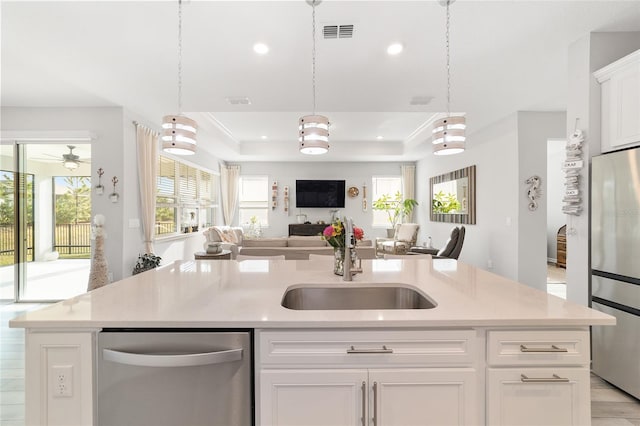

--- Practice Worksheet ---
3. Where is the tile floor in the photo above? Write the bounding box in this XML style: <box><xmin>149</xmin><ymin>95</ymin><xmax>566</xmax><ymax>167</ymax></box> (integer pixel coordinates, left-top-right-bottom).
<box><xmin>2</xmin><ymin>303</ymin><xmax>640</xmax><ymax>425</ymax></box>
<box><xmin>0</xmin><ymin>259</ymin><xmax>90</xmax><ymax>301</ymax></box>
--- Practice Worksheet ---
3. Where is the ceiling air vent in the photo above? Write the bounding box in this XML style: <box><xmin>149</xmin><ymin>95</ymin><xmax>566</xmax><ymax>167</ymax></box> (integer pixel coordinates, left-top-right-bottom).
<box><xmin>410</xmin><ymin>96</ymin><xmax>433</xmax><ymax>106</ymax></box>
<box><xmin>323</xmin><ymin>24</ymin><xmax>354</xmax><ymax>39</ymax></box>
<box><xmin>225</xmin><ymin>96</ymin><xmax>251</xmax><ymax>105</ymax></box>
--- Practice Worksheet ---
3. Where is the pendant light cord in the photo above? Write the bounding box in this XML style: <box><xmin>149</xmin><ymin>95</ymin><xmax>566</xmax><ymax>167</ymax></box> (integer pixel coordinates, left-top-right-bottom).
<box><xmin>178</xmin><ymin>0</ymin><xmax>183</xmax><ymax>114</ymax></box>
<box><xmin>445</xmin><ymin>0</ymin><xmax>451</xmax><ymax>118</ymax></box>
<box><xmin>311</xmin><ymin>0</ymin><xmax>317</xmax><ymax>115</ymax></box>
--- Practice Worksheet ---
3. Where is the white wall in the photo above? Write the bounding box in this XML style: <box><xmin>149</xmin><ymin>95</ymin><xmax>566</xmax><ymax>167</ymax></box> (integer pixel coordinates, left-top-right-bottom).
<box><xmin>547</xmin><ymin>139</ymin><xmax>566</xmax><ymax>262</ymax></box>
<box><xmin>236</xmin><ymin>162</ymin><xmax>411</xmax><ymax>240</ymax></box>
<box><xmin>566</xmin><ymin>32</ymin><xmax>640</xmax><ymax>306</ymax></box>
<box><xmin>517</xmin><ymin>112</ymin><xmax>566</xmax><ymax>291</ymax></box>
<box><xmin>416</xmin><ymin>114</ymin><xmax>520</xmax><ymax>280</ymax></box>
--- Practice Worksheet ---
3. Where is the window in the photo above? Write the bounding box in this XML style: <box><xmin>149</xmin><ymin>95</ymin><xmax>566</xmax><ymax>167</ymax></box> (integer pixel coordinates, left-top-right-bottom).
<box><xmin>238</xmin><ymin>176</ymin><xmax>269</xmax><ymax>227</ymax></box>
<box><xmin>156</xmin><ymin>155</ymin><xmax>219</xmax><ymax>236</ymax></box>
<box><xmin>371</xmin><ymin>176</ymin><xmax>402</xmax><ymax>227</ymax></box>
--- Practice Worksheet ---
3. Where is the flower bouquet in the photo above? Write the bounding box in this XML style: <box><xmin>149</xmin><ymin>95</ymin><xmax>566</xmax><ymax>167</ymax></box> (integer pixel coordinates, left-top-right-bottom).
<box><xmin>322</xmin><ymin>219</ymin><xmax>364</xmax><ymax>275</ymax></box>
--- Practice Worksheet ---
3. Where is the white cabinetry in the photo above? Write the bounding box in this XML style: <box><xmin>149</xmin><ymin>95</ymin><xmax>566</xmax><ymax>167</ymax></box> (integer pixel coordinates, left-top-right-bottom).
<box><xmin>595</xmin><ymin>49</ymin><xmax>640</xmax><ymax>152</ymax></box>
<box><xmin>486</xmin><ymin>330</ymin><xmax>591</xmax><ymax>426</ymax></box>
<box><xmin>260</xmin><ymin>369</ymin><xmax>367</xmax><ymax>426</ymax></box>
<box><xmin>257</xmin><ymin>329</ymin><xmax>479</xmax><ymax>426</ymax></box>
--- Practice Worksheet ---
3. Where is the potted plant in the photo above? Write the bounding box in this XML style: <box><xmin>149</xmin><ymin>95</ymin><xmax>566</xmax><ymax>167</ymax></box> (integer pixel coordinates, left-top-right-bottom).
<box><xmin>132</xmin><ymin>253</ymin><xmax>162</xmax><ymax>275</ymax></box>
<box><xmin>372</xmin><ymin>191</ymin><xmax>418</xmax><ymax>237</ymax></box>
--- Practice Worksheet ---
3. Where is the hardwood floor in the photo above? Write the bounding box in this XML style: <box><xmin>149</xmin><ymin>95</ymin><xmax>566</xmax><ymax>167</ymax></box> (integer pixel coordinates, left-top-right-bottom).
<box><xmin>591</xmin><ymin>374</ymin><xmax>640</xmax><ymax>425</ymax></box>
<box><xmin>2</xmin><ymin>303</ymin><xmax>640</xmax><ymax>425</ymax></box>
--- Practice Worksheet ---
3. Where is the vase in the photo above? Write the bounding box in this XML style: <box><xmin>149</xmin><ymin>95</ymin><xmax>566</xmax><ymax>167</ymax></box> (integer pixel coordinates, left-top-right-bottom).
<box><xmin>333</xmin><ymin>247</ymin><xmax>357</xmax><ymax>276</ymax></box>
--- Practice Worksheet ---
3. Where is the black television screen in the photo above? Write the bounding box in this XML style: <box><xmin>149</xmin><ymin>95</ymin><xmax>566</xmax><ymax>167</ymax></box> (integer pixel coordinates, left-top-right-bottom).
<box><xmin>296</xmin><ymin>180</ymin><xmax>345</xmax><ymax>208</ymax></box>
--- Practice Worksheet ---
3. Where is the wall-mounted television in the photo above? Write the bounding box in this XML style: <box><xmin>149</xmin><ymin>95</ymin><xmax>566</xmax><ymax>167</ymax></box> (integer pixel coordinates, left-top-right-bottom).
<box><xmin>295</xmin><ymin>180</ymin><xmax>345</xmax><ymax>208</ymax></box>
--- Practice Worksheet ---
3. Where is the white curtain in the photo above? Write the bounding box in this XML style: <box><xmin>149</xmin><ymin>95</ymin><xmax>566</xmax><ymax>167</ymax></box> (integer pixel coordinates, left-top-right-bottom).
<box><xmin>135</xmin><ymin>123</ymin><xmax>158</xmax><ymax>253</ymax></box>
<box><xmin>221</xmin><ymin>164</ymin><xmax>240</xmax><ymax>226</ymax></box>
<box><xmin>401</xmin><ymin>164</ymin><xmax>416</xmax><ymax>222</ymax></box>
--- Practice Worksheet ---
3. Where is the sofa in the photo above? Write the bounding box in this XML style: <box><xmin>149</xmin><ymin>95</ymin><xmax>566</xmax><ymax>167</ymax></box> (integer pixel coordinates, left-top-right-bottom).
<box><xmin>202</xmin><ymin>226</ymin><xmax>374</xmax><ymax>260</ymax></box>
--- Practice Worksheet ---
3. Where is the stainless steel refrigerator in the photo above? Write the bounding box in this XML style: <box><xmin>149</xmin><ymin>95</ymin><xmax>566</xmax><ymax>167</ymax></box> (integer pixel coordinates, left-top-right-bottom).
<box><xmin>591</xmin><ymin>146</ymin><xmax>640</xmax><ymax>400</ymax></box>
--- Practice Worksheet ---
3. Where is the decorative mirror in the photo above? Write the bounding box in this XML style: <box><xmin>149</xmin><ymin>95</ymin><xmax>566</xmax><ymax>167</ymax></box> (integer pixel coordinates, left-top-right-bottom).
<box><xmin>430</xmin><ymin>165</ymin><xmax>476</xmax><ymax>224</ymax></box>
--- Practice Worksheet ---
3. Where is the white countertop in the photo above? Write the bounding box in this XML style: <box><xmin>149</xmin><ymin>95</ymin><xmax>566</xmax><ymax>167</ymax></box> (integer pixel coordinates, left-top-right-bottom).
<box><xmin>10</xmin><ymin>258</ymin><xmax>614</xmax><ymax>329</ymax></box>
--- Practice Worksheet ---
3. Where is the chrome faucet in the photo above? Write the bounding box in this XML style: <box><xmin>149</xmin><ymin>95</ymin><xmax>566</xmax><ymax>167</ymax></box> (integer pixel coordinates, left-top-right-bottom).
<box><xmin>343</xmin><ymin>217</ymin><xmax>362</xmax><ymax>281</ymax></box>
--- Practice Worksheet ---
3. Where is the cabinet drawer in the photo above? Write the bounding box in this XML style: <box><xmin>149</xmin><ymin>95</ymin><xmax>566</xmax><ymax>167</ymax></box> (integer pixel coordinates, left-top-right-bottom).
<box><xmin>487</xmin><ymin>367</ymin><xmax>590</xmax><ymax>426</ymax></box>
<box><xmin>487</xmin><ymin>330</ymin><xmax>589</xmax><ymax>366</ymax></box>
<box><xmin>258</xmin><ymin>329</ymin><xmax>477</xmax><ymax>367</ymax></box>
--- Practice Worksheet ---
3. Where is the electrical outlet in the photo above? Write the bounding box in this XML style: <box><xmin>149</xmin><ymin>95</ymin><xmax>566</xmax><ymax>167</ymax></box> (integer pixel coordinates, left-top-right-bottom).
<box><xmin>51</xmin><ymin>365</ymin><xmax>73</xmax><ymax>397</ymax></box>
<box><xmin>487</xmin><ymin>259</ymin><xmax>493</xmax><ymax>269</ymax></box>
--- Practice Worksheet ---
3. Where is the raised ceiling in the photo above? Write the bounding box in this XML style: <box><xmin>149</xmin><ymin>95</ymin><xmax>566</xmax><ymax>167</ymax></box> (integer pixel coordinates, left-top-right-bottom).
<box><xmin>2</xmin><ymin>1</ymin><xmax>639</xmax><ymax>162</ymax></box>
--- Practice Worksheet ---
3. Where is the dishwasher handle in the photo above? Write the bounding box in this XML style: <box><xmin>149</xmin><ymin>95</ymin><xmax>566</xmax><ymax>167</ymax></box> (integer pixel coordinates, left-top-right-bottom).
<box><xmin>103</xmin><ymin>347</ymin><xmax>243</xmax><ymax>368</ymax></box>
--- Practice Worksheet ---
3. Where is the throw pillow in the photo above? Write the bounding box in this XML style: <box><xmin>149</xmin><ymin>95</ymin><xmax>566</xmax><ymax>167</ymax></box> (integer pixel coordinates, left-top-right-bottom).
<box><xmin>396</xmin><ymin>224</ymin><xmax>418</xmax><ymax>242</ymax></box>
<box><xmin>206</xmin><ymin>227</ymin><xmax>223</xmax><ymax>243</ymax></box>
<box><xmin>221</xmin><ymin>229</ymin><xmax>238</xmax><ymax>244</ymax></box>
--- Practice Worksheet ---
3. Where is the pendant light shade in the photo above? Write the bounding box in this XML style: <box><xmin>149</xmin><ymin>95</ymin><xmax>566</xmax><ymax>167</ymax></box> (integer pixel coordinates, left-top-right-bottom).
<box><xmin>299</xmin><ymin>0</ymin><xmax>329</xmax><ymax>155</ymax></box>
<box><xmin>432</xmin><ymin>115</ymin><xmax>466</xmax><ymax>155</ymax></box>
<box><xmin>162</xmin><ymin>115</ymin><xmax>198</xmax><ymax>155</ymax></box>
<box><xmin>163</xmin><ymin>0</ymin><xmax>197</xmax><ymax>155</ymax></box>
<box><xmin>432</xmin><ymin>0</ymin><xmax>465</xmax><ymax>155</ymax></box>
<box><xmin>299</xmin><ymin>114</ymin><xmax>329</xmax><ymax>155</ymax></box>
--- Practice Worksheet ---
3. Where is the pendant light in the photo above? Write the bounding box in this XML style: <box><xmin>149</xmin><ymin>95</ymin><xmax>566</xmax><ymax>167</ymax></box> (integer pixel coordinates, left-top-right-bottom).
<box><xmin>162</xmin><ymin>0</ymin><xmax>197</xmax><ymax>155</ymax></box>
<box><xmin>433</xmin><ymin>0</ymin><xmax>466</xmax><ymax>156</ymax></box>
<box><xmin>299</xmin><ymin>0</ymin><xmax>329</xmax><ymax>155</ymax></box>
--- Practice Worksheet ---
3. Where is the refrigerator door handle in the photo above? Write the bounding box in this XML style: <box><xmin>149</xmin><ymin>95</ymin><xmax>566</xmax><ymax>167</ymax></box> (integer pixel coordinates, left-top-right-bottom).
<box><xmin>103</xmin><ymin>347</ymin><xmax>243</xmax><ymax>367</ymax></box>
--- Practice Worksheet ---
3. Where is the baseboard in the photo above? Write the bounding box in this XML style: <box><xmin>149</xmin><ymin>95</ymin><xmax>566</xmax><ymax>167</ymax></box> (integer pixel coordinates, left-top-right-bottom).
<box><xmin>547</xmin><ymin>257</ymin><xmax>557</xmax><ymax>264</ymax></box>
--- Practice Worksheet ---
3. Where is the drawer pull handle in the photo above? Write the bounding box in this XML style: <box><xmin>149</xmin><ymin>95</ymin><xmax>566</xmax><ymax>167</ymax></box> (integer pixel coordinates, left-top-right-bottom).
<box><xmin>520</xmin><ymin>344</ymin><xmax>568</xmax><ymax>353</ymax></box>
<box><xmin>520</xmin><ymin>374</ymin><xmax>570</xmax><ymax>383</ymax></box>
<box><xmin>372</xmin><ymin>381</ymin><xmax>378</xmax><ymax>426</ymax></box>
<box><xmin>347</xmin><ymin>345</ymin><xmax>393</xmax><ymax>354</ymax></box>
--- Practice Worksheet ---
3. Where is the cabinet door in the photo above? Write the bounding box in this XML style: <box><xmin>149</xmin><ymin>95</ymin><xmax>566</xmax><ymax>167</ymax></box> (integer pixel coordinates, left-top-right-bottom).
<box><xmin>370</xmin><ymin>368</ymin><xmax>479</xmax><ymax>426</ymax></box>
<box><xmin>260</xmin><ymin>369</ymin><xmax>367</xmax><ymax>426</ymax></box>
<box><xmin>487</xmin><ymin>367</ymin><xmax>590</xmax><ymax>426</ymax></box>
<box><xmin>609</xmin><ymin>64</ymin><xmax>640</xmax><ymax>147</ymax></box>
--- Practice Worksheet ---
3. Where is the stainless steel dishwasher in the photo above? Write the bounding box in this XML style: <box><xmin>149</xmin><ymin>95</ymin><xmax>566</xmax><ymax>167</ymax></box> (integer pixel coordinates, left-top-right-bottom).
<box><xmin>97</xmin><ymin>330</ymin><xmax>253</xmax><ymax>426</ymax></box>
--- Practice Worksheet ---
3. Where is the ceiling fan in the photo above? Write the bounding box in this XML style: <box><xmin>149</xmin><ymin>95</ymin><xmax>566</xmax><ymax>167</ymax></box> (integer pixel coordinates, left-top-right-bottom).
<box><xmin>31</xmin><ymin>145</ymin><xmax>90</xmax><ymax>170</ymax></box>
<box><xmin>61</xmin><ymin>145</ymin><xmax>84</xmax><ymax>170</ymax></box>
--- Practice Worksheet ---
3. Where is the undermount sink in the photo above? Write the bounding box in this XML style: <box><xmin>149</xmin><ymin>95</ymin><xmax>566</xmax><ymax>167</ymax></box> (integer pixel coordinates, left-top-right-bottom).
<box><xmin>281</xmin><ymin>284</ymin><xmax>437</xmax><ymax>310</ymax></box>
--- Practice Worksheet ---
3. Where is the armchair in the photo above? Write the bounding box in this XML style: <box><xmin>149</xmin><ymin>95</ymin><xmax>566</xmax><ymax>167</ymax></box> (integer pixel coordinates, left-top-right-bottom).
<box><xmin>375</xmin><ymin>223</ymin><xmax>420</xmax><ymax>257</ymax></box>
<box><xmin>411</xmin><ymin>226</ymin><xmax>465</xmax><ymax>259</ymax></box>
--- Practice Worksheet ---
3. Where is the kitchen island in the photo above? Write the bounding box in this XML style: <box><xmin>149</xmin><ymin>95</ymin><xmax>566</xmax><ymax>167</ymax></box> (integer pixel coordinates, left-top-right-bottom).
<box><xmin>11</xmin><ymin>257</ymin><xmax>614</xmax><ymax>425</ymax></box>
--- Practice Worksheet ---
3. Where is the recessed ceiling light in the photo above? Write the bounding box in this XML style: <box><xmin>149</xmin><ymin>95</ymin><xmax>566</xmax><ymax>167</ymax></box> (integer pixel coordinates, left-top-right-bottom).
<box><xmin>253</xmin><ymin>43</ymin><xmax>269</xmax><ymax>55</ymax></box>
<box><xmin>387</xmin><ymin>43</ymin><xmax>403</xmax><ymax>55</ymax></box>
<box><xmin>376</xmin><ymin>136</ymin><xmax>384</xmax><ymax>140</ymax></box>
<box><xmin>261</xmin><ymin>135</ymin><xmax>268</xmax><ymax>140</ymax></box>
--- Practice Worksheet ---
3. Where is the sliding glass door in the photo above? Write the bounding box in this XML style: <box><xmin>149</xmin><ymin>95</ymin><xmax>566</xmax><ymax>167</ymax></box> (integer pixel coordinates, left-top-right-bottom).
<box><xmin>0</xmin><ymin>142</ymin><xmax>91</xmax><ymax>302</ymax></box>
